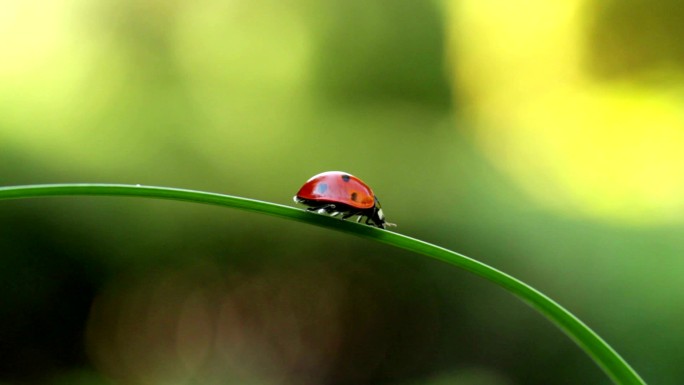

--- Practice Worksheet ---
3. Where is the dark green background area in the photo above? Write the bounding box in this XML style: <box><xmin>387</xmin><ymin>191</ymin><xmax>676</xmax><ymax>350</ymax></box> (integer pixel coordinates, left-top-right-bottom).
<box><xmin>0</xmin><ymin>1</ymin><xmax>680</xmax><ymax>384</ymax></box>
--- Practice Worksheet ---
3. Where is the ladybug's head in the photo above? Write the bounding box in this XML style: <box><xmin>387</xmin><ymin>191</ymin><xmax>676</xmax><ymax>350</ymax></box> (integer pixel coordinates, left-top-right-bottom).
<box><xmin>371</xmin><ymin>197</ymin><xmax>396</xmax><ymax>229</ymax></box>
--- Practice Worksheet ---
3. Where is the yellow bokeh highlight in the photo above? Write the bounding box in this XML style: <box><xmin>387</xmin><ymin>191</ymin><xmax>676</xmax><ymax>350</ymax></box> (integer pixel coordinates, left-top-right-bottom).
<box><xmin>447</xmin><ymin>0</ymin><xmax>684</xmax><ymax>224</ymax></box>
<box><xmin>0</xmin><ymin>1</ymin><xmax>103</xmax><ymax>144</ymax></box>
<box><xmin>0</xmin><ymin>1</ymin><xmax>313</xmax><ymax>174</ymax></box>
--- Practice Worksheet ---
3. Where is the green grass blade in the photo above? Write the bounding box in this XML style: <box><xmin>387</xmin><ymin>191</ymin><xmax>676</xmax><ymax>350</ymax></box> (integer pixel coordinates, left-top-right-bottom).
<box><xmin>0</xmin><ymin>183</ymin><xmax>646</xmax><ymax>385</ymax></box>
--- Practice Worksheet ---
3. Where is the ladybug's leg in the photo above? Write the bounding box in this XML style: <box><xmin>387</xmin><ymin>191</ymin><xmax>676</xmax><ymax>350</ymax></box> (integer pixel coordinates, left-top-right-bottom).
<box><xmin>308</xmin><ymin>204</ymin><xmax>336</xmax><ymax>214</ymax></box>
<box><xmin>365</xmin><ymin>216</ymin><xmax>384</xmax><ymax>228</ymax></box>
<box><xmin>340</xmin><ymin>211</ymin><xmax>359</xmax><ymax>220</ymax></box>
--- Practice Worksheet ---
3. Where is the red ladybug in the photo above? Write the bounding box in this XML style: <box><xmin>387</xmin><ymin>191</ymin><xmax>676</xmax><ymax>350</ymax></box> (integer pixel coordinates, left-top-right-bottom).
<box><xmin>294</xmin><ymin>171</ymin><xmax>394</xmax><ymax>229</ymax></box>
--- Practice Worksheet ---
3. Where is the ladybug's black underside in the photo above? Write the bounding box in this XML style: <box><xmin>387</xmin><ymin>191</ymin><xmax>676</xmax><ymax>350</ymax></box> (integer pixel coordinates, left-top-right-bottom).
<box><xmin>294</xmin><ymin>197</ymin><xmax>387</xmax><ymax>229</ymax></box>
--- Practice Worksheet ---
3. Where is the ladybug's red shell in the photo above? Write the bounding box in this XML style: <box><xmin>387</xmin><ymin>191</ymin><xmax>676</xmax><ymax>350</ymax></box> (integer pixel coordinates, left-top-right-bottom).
<box><xmin>294</xmin><ymin>171</ymin><xmax>393</xmax><ymax>229</ymax></box>
<box><xmin>295</xmin><ymin>171</ymin><xmax>375</xmax><ymax>209</ymax></box>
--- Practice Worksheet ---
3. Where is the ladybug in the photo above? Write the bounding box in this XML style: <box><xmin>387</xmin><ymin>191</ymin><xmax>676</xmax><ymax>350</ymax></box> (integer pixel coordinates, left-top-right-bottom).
<box><xmin>293</xmin><ymin>171</ymin><xmax>394</xmax><ymax>229</ymax></box>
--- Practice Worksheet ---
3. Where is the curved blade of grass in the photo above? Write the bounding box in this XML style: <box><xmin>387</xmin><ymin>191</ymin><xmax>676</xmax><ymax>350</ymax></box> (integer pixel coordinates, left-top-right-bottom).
<box><xmin>0</xmin><ymin>183</ymin><xmax>645</xmax><ymax>385</ymax></box>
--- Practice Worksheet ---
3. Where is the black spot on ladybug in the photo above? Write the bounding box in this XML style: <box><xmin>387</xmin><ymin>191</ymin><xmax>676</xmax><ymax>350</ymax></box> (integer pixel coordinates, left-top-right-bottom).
<box><xmin>315</xmin><ymin>183</ymin><xmax>328</xmax><ymax>194</ymax></box>
<box><xmin>341</xmin><ymin>174</ymin><xmax>351</xmax><ymax>182</ymax></box>
<box><xmin>350</xmin><ymin>192</ymin><xmax>358</xmax><ymax>201</ymax></box>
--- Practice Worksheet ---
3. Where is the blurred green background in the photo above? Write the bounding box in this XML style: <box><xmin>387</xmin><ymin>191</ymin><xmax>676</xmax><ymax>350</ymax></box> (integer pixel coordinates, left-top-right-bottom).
<box><xmin>1</xmin><ymin>0</ymin><xmax>683</xmax><ymax>384</ymax></box>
